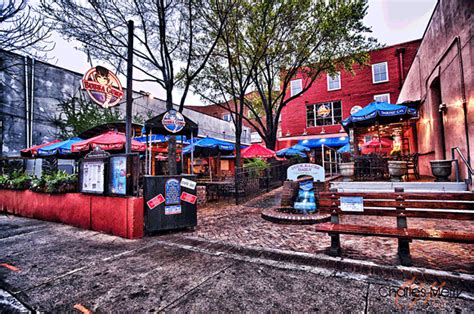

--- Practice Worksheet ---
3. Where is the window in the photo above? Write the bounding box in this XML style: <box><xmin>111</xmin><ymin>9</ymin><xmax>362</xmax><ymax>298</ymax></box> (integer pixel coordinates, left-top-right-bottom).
<box><xmin>306</xmin><ymin>101</ymin><xmax>342</xmax><ymax>127</ymax></box>
<box><xmin>290</xmin><ymin>79</ymin><xmax>302</xmax><ymax>96</ymax></box>
<box><xmin>374</xmin><ymin>93</ymin><xmax>390</xmax><ymax>103</ymax></box>
<box><xmin>222</xmin><ymin>113</ymin><xmax>232</xmax><ymax>122</ymax></box>
<box><xmin>327</xmin><ymin>72</ymin><xmax>341</xmax><ymax>91</ymax></box>
<box><xmin>372</xmin><ymin>62</ymin><xmax>389</xmax><ymax>83</ymax></box>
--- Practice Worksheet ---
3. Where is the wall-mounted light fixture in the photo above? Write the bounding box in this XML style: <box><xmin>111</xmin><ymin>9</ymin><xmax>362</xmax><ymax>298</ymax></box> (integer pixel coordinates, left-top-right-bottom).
<box><xmin>439</xmin><ymin>103</ymin><xmax>447</xmax><ymax>113</ymax></box>
<box><xmin>286</xmin><ymin>130</ymin><xmax>291</xmax><ymax>136</ymax></box>
<box><xmin>302</xmin><ymin>128</ymin><xmax>307</xmax><ymax>135</ymax></box>
<box><xmin>320</xmin><ymin>127</ymin><xmax>326</xmax><ymax>134</ymax></box>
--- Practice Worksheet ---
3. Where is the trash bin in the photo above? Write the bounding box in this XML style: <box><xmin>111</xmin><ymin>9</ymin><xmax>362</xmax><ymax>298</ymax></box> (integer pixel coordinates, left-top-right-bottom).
<box><xmin>144</xmin><ymin>175</ymin><xmax>197</xmax><ymax>233</ymax></box>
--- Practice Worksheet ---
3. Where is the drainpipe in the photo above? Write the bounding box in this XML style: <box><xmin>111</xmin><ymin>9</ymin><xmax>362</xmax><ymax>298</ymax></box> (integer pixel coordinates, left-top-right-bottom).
<box><xmin>396</xmin><ymin>47</ymin><xmax>405</xmax><ymax>89</ymax></box>
<box><xmin>455</xmin><ymin>37</ymin><xmax>470</xmax><ymax>172</ymax></box>
<box><xmin>30</xmin><ymin>57</ymin><xmax>35</xmax><ymax>147</ymax></box>
<box><xmin>24</xmin><ymin>56</ymin><xmax>29</xmax><ymax>148</ymax></box>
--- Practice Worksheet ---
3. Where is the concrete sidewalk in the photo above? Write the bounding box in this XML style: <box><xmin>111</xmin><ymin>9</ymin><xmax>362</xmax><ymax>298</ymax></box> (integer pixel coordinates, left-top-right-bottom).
<box><xmin>1</xmin><ymin>214</ymin><xmax>473</xmax><ymax>312</ymax></box>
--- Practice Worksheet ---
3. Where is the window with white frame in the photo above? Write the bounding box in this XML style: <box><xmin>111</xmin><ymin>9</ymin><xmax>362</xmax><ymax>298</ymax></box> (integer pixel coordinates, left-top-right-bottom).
<box><xmin>372</xmin><ymin>62</ymin><xmax>389</xmax><ymax>83</ymax></box>
<box><xmin>374</xmin><ymin>93</ymin><xmax>390</xmax><ymax>103</ymax></box>
<box><xmin>290</xmin><ymin>79</ymin><xmax>302</xmax><ymax>96</ymax></box>
<box><xmin>222</xmin><ymin>113</ymin><xmax>232</xmax><ymax>122</ymax></box>
<box><xmin>327</xmin><ymin>72</ymin><xmax>341</xmax><ymax>91</ymax></box>
<box><xmin>306</xmin><ymin>101</ymin><xmax>342</xmax><ymax>127</ymax></box>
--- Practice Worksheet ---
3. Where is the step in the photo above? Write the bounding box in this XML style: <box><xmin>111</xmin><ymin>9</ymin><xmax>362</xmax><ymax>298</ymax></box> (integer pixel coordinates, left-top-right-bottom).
<box><xmin>330</xmin><ymin>181</ymin><xmax>469</xmax><ymax>193</ymax></box>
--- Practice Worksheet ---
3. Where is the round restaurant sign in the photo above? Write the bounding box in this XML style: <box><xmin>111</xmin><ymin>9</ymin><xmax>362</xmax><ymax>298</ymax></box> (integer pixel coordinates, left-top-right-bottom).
<box><xmin>350</xmin><ymin>105</ymin><xmax>363</xmax><ymax>115</ymax></box>
<box><xmin>162</xmin><ymin>110</ymin><xmax>186</xmax><ymax>133</ymax></box>
<box><xmin>81</xmin><ymin>66</ymin><xmax>124</xmax><ymax>108</ymax></box>
<box><xmin>317</xmin><ymin>104</ymin><xmax>331</xmax><ymax>117</ymax></box>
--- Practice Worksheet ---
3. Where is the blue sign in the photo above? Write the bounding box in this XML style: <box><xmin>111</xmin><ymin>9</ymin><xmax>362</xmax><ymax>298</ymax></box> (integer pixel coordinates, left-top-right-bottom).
<box><xmin>162</xmin><ymin>110</ymin><xmax>186</xmax><ymax>133</ymax></box>
<box><xmin>340</xmin><ymin>196</ymin><xmax>364</xmax><ymax>212</ymax></box>
<box><xmin>165</xmin><ymin>178</ymin><xmax>181</xmax><ymax>205</ymax></box>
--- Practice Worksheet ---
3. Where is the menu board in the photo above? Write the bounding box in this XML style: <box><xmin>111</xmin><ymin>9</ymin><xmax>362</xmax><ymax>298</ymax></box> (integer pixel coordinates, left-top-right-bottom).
<box><xmin>109</xmin><ymin>156</ymin><xmax>127</xmax><ymax>195</ymax></box>
<box><xmin>81</xmin><ymin>160</ymin><xmax>105</xmax><ymax>194</ymax></box>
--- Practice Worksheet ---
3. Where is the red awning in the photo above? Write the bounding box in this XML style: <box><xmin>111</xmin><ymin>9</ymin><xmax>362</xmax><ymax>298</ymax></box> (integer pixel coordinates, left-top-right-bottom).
<box><xmin>20</xmin><ymin>140</ymin><xmax>61</xmax><ymax>157</ymax></box>
<box><xmin>71</xmin><ymin>131</ymin><xmax>146</xmax><ymax>152</ymax></box>
<box><xmin>241</xmin><ymin>144</ymin><xmax>276</xmax><ymax>159</ymax></box>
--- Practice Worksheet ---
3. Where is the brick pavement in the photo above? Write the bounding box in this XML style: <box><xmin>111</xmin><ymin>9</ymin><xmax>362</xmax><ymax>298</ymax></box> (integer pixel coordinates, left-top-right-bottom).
<box><xmin>190</xmin><ymin>188</ymin><xmax>474</xmax><ymax>274</ymax></box>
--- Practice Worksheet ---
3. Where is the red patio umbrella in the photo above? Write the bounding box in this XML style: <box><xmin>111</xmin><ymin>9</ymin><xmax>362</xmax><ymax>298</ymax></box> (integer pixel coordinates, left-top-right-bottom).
<box><xmin>241</xmin><ymin>144</ymin><xmax>276</xmax><ymax>158</ymax></box>
<box><xmin>71</xmin><ymin>131</ymin><xmax>146</xmax><ymax>152</ymax></box>
<box><xmin>363</xmin><ymin>139</ymin><xmax>391</xmax><ymax>148</ymax></box>
<box><xmin>21</xmin><ymin>140</ymin><xmax>61</xmax><ymax>157</ymax></box>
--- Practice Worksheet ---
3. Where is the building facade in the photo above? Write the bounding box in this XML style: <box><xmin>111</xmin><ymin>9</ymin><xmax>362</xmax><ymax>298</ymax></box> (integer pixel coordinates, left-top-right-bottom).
<box><xmin>397</xmin><ymin>0</ymin><xmax>473</xmax><ymax>180</ymax></box>
<box><xmin>0</xmin><ymin>50</ymin><xmax>250</xmax><ymax>157</ymax></box>
<box><xmin>278</xmin><ymin>40</ymin><xmax>421</xmax><ymax>149</ymax></box>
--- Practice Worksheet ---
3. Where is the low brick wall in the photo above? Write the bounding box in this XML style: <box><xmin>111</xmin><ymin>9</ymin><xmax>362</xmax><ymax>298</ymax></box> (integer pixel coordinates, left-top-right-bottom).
<box><xmin>0</xmin><ymin>190</ymin><xmax>144</xmax><ymax>239</ymax></box>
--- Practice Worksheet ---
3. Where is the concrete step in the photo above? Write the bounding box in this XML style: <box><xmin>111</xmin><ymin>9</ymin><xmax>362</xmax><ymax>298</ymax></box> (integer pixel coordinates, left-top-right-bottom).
<box><xmin>330</xmin><ymin>181</ymin><xmax>469</xmax><ymax>193</ymax></box>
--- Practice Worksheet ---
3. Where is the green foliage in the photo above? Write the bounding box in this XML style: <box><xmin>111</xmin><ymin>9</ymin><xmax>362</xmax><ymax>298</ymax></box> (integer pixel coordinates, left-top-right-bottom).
<box><xmin>244</xmin><ymin>158</ymin><xmax>270</xmax><ymax>178</ymax></box>
<box><xmin>0</xmin><ymin>171</ymin><xmax>32</xmax><ymax>190</ymax></box>
<box><xmin>30</xmin><ymin>171</ymin><xmax>78</xmax><ymax>193</ymax></box>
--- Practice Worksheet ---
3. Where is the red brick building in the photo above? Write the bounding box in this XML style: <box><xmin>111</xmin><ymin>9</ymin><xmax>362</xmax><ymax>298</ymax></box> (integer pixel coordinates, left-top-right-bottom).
<box><xmin>277</xmin><ymin>39</ymin><xmax>422</xmax><ymax>150</ymax></box>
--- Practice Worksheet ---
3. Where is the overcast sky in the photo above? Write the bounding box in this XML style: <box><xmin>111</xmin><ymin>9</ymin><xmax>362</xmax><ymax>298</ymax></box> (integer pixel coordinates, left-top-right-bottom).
<box><xmin>42</xmin><ymin>0</ymin><xmax>437</xmax><ymax>106</ymax></box>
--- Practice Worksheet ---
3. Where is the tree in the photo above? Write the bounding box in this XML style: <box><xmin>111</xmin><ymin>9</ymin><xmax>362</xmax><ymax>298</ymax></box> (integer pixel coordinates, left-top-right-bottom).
<box><xmin>197</xmin><ymin>0</ymin><xmax>377</xmax><ymax>150</ymax></box>
<box><xmin>0</xmin><ymin>0</ymin><xmax>53</xmax><ymax>58</ymax></box>
<box><xmin>41</xmin><ymin>0</ymin><xmax>232</xmax><ymax>174</ymax></box>
<box><xmin>51</xmin><ymin>93</ymin><xmax>142</xmax><ymax>140</ymax></box>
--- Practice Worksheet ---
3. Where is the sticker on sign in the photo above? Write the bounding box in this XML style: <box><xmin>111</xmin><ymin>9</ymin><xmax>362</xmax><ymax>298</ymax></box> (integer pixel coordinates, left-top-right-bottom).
<box><xmin>340</xmin><ymin>196</ymin><xmax>364</xmax><ymax>212</ymax></box>
<box><xmin>165</xmin><ymin>205</ymin><xmax>182</xmax><ymax>215</ymax></box>
<box><xmin>180</xmin><ymin>192</ymin><xmax>197</xmax><ymax>204</ymax></box>
<box><xmin>147</xmin><ymin>194</ymin><xmax>165</xmax><ymax>210</ymax></box>
<box><xmin>180</xmin><ymin>178</ymin><xmax>196</xmax><ymax>190</ymax></box>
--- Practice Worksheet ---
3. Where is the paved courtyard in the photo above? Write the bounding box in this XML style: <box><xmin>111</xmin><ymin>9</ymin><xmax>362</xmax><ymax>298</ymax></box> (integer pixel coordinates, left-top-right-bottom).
<box><xmin>1</xmin><ymin>214</ymin><xmax>473</xmax><ymax>312</ymax></box>
<box><xmin>192</xmin><ymin>188</ymin><xmax>474</xmax><ymax>274</ymax></box>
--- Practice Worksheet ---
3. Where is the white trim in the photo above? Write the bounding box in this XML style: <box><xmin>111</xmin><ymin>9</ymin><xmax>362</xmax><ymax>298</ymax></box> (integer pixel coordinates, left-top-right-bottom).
<box><xmin>373</xmin><ymin>93</ymin><xmax>391</xmax><ymax>103</ymax></box>
<box><xmin>290</xmin><ymin>79</ymin><xmax>303</xmax><ymax>96</ymax></box>
<box><xmin>327</xmin><ymin>72</ymin><xmax>341</xmax><ymax>91</ymax></box>
<box><xmin>278</xmin><ymin>133</ymin><xmax>347</xmax><ymax>141</ymax></box>
<box><xmin>371</xmin><ymin>62</ymin><xmax>389</xmax><ymax>84</ymax></box>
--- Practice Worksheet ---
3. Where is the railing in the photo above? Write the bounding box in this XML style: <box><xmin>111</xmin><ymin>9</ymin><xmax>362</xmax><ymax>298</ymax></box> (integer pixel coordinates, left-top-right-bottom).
<box><xmin>451</xmin><ymin>147</ymin><xmax>473</xmax><ymax>184</ymax></box>
<box><xmin>321</xmin><ymin>144</ymin><xmax>339</xmax><ymax>177</ymax></box>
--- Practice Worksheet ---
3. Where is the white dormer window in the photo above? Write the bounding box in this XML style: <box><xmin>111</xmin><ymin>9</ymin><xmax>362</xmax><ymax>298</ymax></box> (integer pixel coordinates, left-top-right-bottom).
<box><xmin>374</xmin><ymin>93</ymin><xmax>390</xmax><ymax>103</ymax></box>
<box><xmin>290</xmin><ymin>79</ymin><xmax>302</xmax><ymax>96</ymax></box>
<box><xmin>327</xmin><ymin>72</ymin><xmax>341</xmax><ymax>91</ymax></box>
<box><xmin>372</xmin><ymin>62</ymin><xmax>389</xmax><ymax>83</ymax></box>
<box><xmin>222</xmin><ymin>113</ymin><xmax>232</xmax><ymax>122</ymax></box>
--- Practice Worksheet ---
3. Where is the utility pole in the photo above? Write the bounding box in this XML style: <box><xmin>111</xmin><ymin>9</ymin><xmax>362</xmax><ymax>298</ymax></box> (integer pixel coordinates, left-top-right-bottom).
<box><xmin>125</xmin><ymin>20</ymin><xmax>134</xmax><ymax>154</ymax></box>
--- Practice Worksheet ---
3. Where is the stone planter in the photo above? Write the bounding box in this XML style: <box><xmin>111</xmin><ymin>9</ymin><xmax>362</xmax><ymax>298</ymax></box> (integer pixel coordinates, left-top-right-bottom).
<box><xmin>430</xmin><ymin>160</ymin><xmax>452</xmax><ymax>182</ymax></box>
<box><xmin>339</xmin><ymin>162</ymin><xmax>355</xmax><ymax>182</ymax></box>
<box><xmin>388</xmin><ymin>161</ymin><xmax>407</xmax><ymax>182</ymax></box>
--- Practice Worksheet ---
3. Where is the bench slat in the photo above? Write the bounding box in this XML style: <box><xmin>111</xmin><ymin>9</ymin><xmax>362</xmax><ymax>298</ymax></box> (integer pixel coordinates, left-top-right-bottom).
<box><xmin>318</xmin><ymin>199</ymin><xmax>474</xmax><ymax>210</ymax></box>
<box><xmin>314</xmin><ymin>223</ymin><xmax>474</xmax><ymax>243</ymax></box>
<box><xmin>318</xmin><ymin>208</ymin><xmax>474</xmax><ymax>220</ymax></box>
<box><xmin>319</xmin><ymin>192</ymin><xmax>474</xmax><ymax>201</ymax></box>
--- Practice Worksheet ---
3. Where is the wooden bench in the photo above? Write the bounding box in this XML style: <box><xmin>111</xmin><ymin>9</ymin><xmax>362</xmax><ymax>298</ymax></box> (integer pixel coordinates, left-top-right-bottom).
<box><xmin>315</xmin><ymin>188</ymin><xmax>474</xmax><ymax>266</ymax></box>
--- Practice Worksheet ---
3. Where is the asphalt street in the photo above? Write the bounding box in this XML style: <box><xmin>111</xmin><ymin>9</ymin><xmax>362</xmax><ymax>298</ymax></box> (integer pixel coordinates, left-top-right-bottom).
<box><xmin>1</xmin><ymin>214</ymin><xmax>473</xmax><ymax>312</ymax></box>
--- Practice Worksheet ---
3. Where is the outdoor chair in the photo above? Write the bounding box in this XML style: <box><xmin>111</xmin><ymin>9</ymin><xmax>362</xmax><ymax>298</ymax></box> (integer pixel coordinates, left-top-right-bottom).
<box><xmin>404</xmin><ymin>153</ymin><xmax>420</xmax><ymax>180</ymax></box>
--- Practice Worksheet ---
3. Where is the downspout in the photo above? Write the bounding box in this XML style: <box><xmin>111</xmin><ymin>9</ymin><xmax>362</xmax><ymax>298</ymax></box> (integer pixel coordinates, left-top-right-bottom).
<box><xmin>455</xmin><ymin>37</ymin><xmax>470</xmax><ymax>170</ymax></box>
<box><xmin>24</xmin><ymin>56</ymin><xmax>29</xmax><ymax>148</ymax></box>
<box><xmin>30</xmin><ymin>58</ymin><xmax>35</xmax><ymax>147</ymax></box>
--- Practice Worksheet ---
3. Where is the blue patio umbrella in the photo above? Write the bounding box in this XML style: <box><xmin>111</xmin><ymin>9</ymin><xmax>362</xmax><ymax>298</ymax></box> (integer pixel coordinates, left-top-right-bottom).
<box><xmin>183</xmin><ymin>136</ymin><xmax>235</xmax><ymax>156</ymax></box>
<box><xmin>337</xmin><ymin>143</ymin><xmax>350</xmax><ymax>153</ymax></box>
<box><xmin>298</xmin><ymin>136</ymin><xmax>349</xmax><ymax>149</ymax></box>
<box><xmin>276</xmin><ymin>147</ymin><xmax>307</xmax><ymax>158</ymax></box>
<box><xmin>134</xmin><ymin>134</ymin><xmax>191</xmax><ymax>145</ymax></box>
<box><xmin>341</xmin><ymin>101</ymin><xmax>418</xmax><ymax>129</ymax></box>
<box><xmin>290</xmin><ymin>144</ymin><xmax>311</xmax><ymax>152</ymax></box>
<box><xmin>37</xmin><ymin>137</ymin><xmax>83</xmax><ymax>157</ymax></box>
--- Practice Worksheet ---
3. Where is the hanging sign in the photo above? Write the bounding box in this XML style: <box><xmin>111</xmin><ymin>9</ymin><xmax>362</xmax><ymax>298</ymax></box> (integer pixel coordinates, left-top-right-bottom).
<box><xmin>317</xmin><ymin>104</ymin><xmax>331</xmax><ymax>117</ymax></box>
<box><xmin>350</xmin><ymin>106</ymin><xmax>363</xmax><ymax>115</ymax></box>
<box><xmin>82</xmin><ymin>66</ymin><xmax>124</xmax><ymax>108</ymax></box>
<box><xmin>162</xmin><ymin>110</ymin><xmax>186</xmax><ymax>133</ymax></box>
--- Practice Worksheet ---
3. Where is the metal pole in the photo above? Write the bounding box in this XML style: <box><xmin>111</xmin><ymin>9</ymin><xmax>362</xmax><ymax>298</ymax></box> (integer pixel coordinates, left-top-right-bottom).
<box><xmin>125</xmin><ymin>20</ymin><xmax>134</xmax><ymax>154</ymax></box>
<box><xmin>329</xmin><ymin>148</ymin><xmax>333</xmax><ymax>177</ymax></box>
<box><xmin>321</xmin><ymin>144</ymin><xmax>325</xmax><ymax>171</ymax></box>
<box><xmin>181</xmin><ymin>136</ymin><xmax>184</xmax><ymax>174</ymax></box>
<box><xmin>148</xmin><ymin>132</ymin><xmax>152</xmax><ymax>175</ymax></box>
<box><xmin>145</xmin><ymin>133</ymin><xmax>149</xmax><ymax>175</ymax></box>
<box><xmin>191</xmin><ymin>133</ymin><xmax>194</xmax><ymax>174</ymax></box>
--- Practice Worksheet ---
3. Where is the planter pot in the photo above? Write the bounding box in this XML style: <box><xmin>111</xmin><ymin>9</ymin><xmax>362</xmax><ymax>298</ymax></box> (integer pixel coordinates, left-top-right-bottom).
<box><xmin>339</xmin><ymin>162</ymin><xmax>355</xmax><ymax>182</ymax></box>
<box><xmin>388</xmin><ymin>161</ymin><xmax>407</xmax><ymax>182</ymax></box>
<box><xmin>430</xmin><ymin>160</ymin><xmax>452</xmax><ymax>182</ymax></box>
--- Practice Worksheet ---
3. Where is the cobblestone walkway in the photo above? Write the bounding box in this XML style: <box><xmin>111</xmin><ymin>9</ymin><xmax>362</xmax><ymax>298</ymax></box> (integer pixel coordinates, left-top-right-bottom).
<box><xmin>191</xmin><ymin>188</ymin><xmax>474</xmax><ymax>273</ymax></box>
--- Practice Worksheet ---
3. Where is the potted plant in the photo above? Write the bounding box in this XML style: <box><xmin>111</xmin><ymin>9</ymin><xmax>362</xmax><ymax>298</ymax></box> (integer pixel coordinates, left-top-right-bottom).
<box><xmin>430</xmin><ymin>160</ymin><xmax>453</xmax><ymax>182</ymax></box>
<box><xmin>44</xmin><ymin>171</ymin><xmax>78</xmax><ymax>194</ymax></box>
<box><xmin>338</xmin><ymin>152</ymin><xmax>354</xmax><ymax>182</ymax></box>
<box><xmin>6</xmin><ymin>171</ymin><xmax>32</xmax><ymax>190</ymax></box>
<box><xmin>388</xmin><ymin>149</ymin><xmax>407</xmax><ymax>182</ymax></box>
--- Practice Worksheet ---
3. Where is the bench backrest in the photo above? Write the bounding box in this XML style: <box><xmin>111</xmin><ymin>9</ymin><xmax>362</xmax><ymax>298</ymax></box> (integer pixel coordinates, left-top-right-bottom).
<box><xmin>318</xmin><ymin>189</ymin><xmax>474</xmax><ymax>220</ymax></box>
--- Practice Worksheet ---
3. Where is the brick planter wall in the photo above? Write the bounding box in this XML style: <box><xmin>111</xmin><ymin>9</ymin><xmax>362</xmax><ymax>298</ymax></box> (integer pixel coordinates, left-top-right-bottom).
<box><xmin>0</xmin><ymin>189</ymin><xmax>144</xmax><ymax>239</ymax></box>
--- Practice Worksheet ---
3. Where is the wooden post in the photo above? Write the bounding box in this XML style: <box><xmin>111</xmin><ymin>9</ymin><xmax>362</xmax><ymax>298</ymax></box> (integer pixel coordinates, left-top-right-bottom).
<box><xmin>395</xmin><ymin>187</ymin><xmax>412</xmax><ymax>266</ymax></box>
<box><xmin>329</xmin><ymin>188</ymin><xmax>341</xmax><ymax>256</ymax></box>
